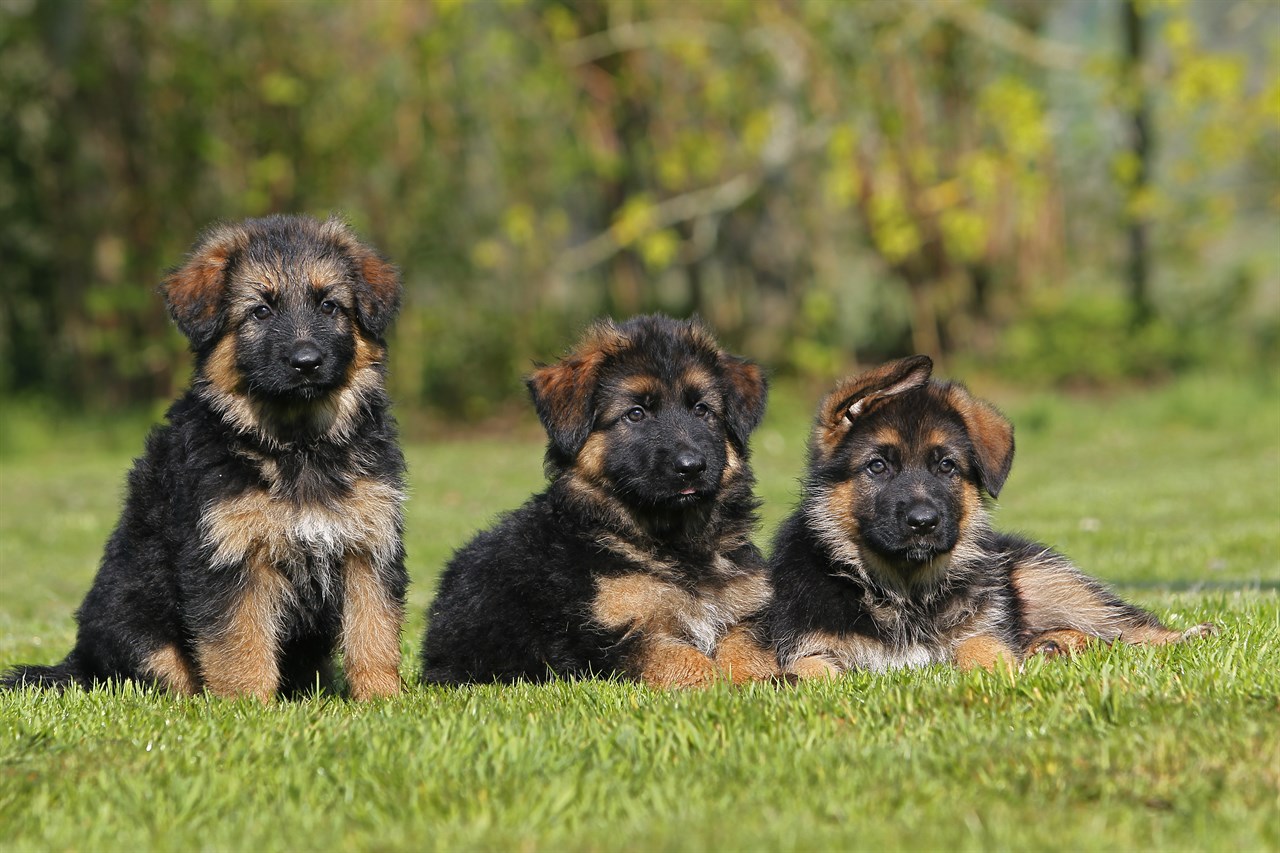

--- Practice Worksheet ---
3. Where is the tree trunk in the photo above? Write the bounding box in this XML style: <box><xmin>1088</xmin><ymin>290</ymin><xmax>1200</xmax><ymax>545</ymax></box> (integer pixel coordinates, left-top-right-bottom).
<box><xmin>1123</xmin><ymin>0</ymin><xmax>1153</xmax><ymax>327</ymax></box>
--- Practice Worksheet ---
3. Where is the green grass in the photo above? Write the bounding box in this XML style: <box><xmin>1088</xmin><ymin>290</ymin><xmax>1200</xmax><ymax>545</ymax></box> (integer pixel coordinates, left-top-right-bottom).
<box><xmin>2</xmin><ymin>373</ymin><xmax>1278</xmax><ymax>851</ymax></box>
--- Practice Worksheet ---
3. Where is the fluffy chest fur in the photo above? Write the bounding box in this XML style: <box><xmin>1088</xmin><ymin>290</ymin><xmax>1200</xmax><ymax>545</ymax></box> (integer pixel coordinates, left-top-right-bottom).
<box><xmin>770</xmin><ymin>512</ymin><xmax>1015</xmax><ymax>671</ymax></box>
<box><xmin>591</xmin><ymin>557</ymin><xmax>772</xmax><ymax>657</ymax></box>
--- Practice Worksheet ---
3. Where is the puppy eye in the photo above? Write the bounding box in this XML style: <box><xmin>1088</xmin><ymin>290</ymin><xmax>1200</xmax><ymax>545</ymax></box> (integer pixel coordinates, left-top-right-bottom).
<box><xmin>866</xmin><ymin>459</ymin><xmax>888</xmax><ymax>475</ymax></box>
<box><xmin>623</xmin><ymin>406</ymin><xmax>646</xmax><ymax>423</ymax></box>
<box><xmin>252</xmin><ymin>305</ymin><xmax>272</xmax><ymax>321</ymax></box>
<box><xmin>692</xmin><ymin>402</ymin><xmax>710</xmax><ymax>418</ymax></box>
<box><xmin>938</xmin><ymin>458</ymin><xmax>957</xmax><ymax>474</ymax></box>
<box><xmin>319</xmin><ymin>299</ymin><xmax>339</xmax><ymax>316</ymax></box>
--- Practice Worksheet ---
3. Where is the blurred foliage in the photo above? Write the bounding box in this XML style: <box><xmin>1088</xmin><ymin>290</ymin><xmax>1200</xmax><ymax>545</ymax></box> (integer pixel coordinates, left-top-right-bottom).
<box><xmin>0</xmin><ymin>0</ymin><xmax>1276</xmax><ymax>414</ymax></box>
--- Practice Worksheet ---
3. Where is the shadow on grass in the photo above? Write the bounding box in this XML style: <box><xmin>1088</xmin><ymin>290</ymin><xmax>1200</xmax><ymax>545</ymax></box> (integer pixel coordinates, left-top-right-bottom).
<box><xmin>1115</xmin><ymin>580</ymin><xmax>1279</xmax><ymax>593</ymax></box>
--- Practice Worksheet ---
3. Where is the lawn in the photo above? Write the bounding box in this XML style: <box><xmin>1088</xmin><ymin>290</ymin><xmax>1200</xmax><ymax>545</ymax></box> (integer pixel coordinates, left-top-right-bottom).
<box><xmin>1</xmin><ymin>372</ymin><xmax>1277</xmax><ymax>851</ymax></box>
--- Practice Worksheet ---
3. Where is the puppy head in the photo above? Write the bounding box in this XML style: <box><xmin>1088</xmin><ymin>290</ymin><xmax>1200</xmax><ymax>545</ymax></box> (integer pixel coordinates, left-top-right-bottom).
<box><xmin>527</xmin><ymin>314</ymin><xmax>767</xmax><ymax>513</ymax></box>
<box><xmin>165</xmin><ymin>215</ymin><xmax>398</xmax><ymax>407</ymax></box>
<box><xmin>806</xmin><ymin>358</ymin><xmax>1014</xmax><ymax>580</ymax></box>
<box><xmin>163</xmin><ymin>215</ymin><xmax>400</xmax><ymax>355</ymax></box>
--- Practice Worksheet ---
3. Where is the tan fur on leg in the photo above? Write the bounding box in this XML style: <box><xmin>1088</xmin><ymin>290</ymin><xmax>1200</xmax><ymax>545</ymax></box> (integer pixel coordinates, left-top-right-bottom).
<box><xmin>713</xmin><ymin>624</ymin><xmax>780</xmax><ymax>684</ymax></box>
<box><xmin>143</xmin><ymin>644</ymin><xmax>201</xmax><ymax>696</ymax></box>
<box><xmin>954</xmin><ymin>635</ymin><xmax>1017</xmax><ymax>674</ymax></box>
<box><xmin>196</xmin><ymin>556</ymin><xmax>288</xmax><ymax>701</ymax></box>
<box><xmin>341</xmin><ymin>553</ymin><xmax>404</xmax><ymax>700</ymax></box>
<box><xmin>1025</xmin><ymin>628</ymin><xmax>1095</xmax><ymax>658</ymax></box>
<box><xmin>638</xmin><ymin>640</ymin><xmax>720</xmax><ymax>689</ymax></box>
<box><xmin>1120</xmin><ymin>621</ymin><xmax>1219</xmax><ymax>645</ymax></box>
<box><xmin>790</xmin><ymin>654</ymin><xmax>840</xmax><ymax>680</ymax></box>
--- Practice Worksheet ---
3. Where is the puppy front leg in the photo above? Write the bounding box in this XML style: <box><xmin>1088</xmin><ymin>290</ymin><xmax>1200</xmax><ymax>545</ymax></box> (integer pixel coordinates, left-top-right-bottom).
<box><xmin>196</xmin><ymin>556</ymin><xmax>288</xmax><ymax>701</ymax></box>
<box><xmin>1025</xmin><ymin>628</ymin><xmax>1095</xmax><ymax>658</ymax></box>
<box><xmin>636</xmin><ymin>637</ymin><xmax>720</xmax><ymax>689</ymax></box>
<box><xmin>713</xmin><ymin>623</ymin><xmax>781</xmax><ymax>683</ymax></box>
<box><xmin>954</xmin><ymin>634</ymin><xmax>1018</xmax><ymax>674</ymax></box>
<box><xmin>789</xmin><ymin>655</ymin><xmax>840</xmax><ymax>680</ymax></box>
<box><xmin>341</xmin><ymin>553</ymin><xmax>404</xmax><ymax>701</ymax></box>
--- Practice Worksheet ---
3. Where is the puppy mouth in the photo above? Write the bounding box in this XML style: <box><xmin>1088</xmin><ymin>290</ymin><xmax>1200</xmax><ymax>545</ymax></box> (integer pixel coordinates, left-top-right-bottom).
<box><xmin>291</xmin><ymin>382</ymin><xmax>328</xmax><ymax>400</ymax></box>
<box><xmin>870</xmin><ymin>536</ymin><xmax>950</xmax><ymax>568</ymax></box>
<box><xmin>247</xmin><ymin>374</ymin><xmax>335</xmax><ymax>403</ymax></box>
<box><xmin>902</xmin><ymin>546</ymin><xmax>941</xmax><ymax>565</ymax></box>
<box><xmin>657</xmin><ymin>484</ymin><xmax>714</xmax><ymax>508</ymax></box>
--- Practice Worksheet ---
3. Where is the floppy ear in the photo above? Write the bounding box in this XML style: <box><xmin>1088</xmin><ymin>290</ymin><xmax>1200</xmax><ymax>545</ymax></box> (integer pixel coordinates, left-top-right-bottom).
<box><xmin>321</xmin><ymin>217</ymin><xmax>401</xmax><ymax>337</ymax></box>
<box><xmin>810</xmin><ymin>355</ymin><xmax>933</xmax><ymax>461</ymax></box>
<box><xmin>526</xmin><ymin>320</ymin><xmax>623</xmax><ymax>465</ymax></box>
<box><xmin>947</xmin><ymin>383</ymin><xmax>1015</xmax><ymax>498</ymax></box>
<box><xmin>719</xmin><ymin>356</ymin><xmax>768</xmax><ymax>449</ymax></box>
<box><xmin>162</xmin><ymin>222</ymin><xmax>250</xmax><ymax>352</ymax></box>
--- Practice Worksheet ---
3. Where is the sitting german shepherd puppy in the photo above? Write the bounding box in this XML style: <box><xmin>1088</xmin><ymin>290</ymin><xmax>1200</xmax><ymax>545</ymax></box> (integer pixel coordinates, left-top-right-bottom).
<box><xmin>421</xmin><ymin>315</ymin><xmax>779</xmax><ymax>687</ymax></box>
<box><xmin>767</xmin><ymin>356</ymin><xmax>1215</xmax><ymax>677</ymax></box>
<box><xmin>1</xmin><ymin>216</ymin><xmax>407</xmax><ymax>700</ymax></box>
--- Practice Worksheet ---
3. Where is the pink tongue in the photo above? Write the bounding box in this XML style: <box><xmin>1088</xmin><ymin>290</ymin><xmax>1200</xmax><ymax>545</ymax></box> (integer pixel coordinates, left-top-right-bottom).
<box><xmin>680</xmin><ymin>488</ymin><xmax>696</xmax><ymax>495</ymax></box>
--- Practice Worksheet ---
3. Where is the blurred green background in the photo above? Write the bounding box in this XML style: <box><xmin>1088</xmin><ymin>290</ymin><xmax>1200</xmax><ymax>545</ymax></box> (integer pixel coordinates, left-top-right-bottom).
<box><xmin>1</xmin><ymin>0</ymin><xmax>1277</xmax><ymax>422</ymax></box>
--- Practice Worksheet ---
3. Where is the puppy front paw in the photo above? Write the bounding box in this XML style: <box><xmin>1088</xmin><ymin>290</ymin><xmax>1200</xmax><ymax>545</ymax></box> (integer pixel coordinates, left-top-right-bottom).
<box><xmin>639</xmin><ymin>643</ymin><xmax>720</xmax><ymax>689</ymax></box>
<box><xmin>1025</xmin><ymin>629</ymin><xmax>1095</xmax><ymax>659</ymax></box>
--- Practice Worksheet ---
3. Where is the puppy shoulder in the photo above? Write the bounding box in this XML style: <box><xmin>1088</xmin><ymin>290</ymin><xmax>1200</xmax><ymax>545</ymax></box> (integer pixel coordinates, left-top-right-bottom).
<box><xmin>768</xmin><ymin>510</ymin><xmax>830</xmax><ymax>580</ymax></box>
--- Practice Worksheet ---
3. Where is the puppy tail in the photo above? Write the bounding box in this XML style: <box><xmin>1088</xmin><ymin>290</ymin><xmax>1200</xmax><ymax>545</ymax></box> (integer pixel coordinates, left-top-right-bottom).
<box><xmin>0</xmin><ymin>655</ymin><xmax>88</xmax><ymax>691</ymax></box>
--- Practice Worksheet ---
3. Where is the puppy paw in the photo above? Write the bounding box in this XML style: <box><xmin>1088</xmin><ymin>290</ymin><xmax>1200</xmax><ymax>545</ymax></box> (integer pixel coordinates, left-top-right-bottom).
<box><xmin>1182</xmin><ymin>622</ymin><xmax>1220</xmax><ymax>641</ymax></box>
<box><xmin>713</xmin><ymin>625</ymin><xmax>781</xmax><ymax>684</ymax></box>
<box><xmin>954</xmin><ymin>635</ymin><xmax>1018</xmax><ymax>675</ymax></box>
<box><xmin>640</xmin><ymin>643</ymin><xmax>720</xmax><ymax>689</ymax></box>
<box><xmin>789</xmin><ymin>655</ymin><xmax>841</xmax><ymax>680</ymax></box>
<box><xmin>1025</xmin><ymin>629</ymin><xmax>1094</xmax><ymax>659</ymax></box>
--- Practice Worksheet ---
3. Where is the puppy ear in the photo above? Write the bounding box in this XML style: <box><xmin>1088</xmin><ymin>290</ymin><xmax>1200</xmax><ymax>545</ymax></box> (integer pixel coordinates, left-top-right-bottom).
<box><xmin>719</xmin><ymin>356</ymin><xmax>768</xmax><ymax>449</ymax></box>
<box><xmin>322</xmin><ymin>217</ymin><xmax>401</xmax><ymax>337</ymax></box>
<box><xmin>162</xmin><ymin>222</ymin><xmax>249</xmax><ymax>352</ymax></box>
<box><xmin>947</xmin><ymin>384</ymin><xmax>1015</xmax><ymax>498</ymax></box>
<box><xmin>811</xmin><ymin>355</ymin><xmax>933</xmax><ymax>461</ymax></box>
<box><xmin>526</xmin><ymin>320</ymin><xmax>624</xmax><ymax>465</ymax></box>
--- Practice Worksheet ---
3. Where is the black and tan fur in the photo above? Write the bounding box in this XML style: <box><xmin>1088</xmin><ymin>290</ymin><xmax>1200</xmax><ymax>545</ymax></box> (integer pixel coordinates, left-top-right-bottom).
<box><xmin>767</xmin><ymin>356</ymin><xmax>1215</xmax><ymax>678</ymax></box>
<box><xmin>420</xmin><ymin>315</ymin><xmax>779</xmax><ymax>687</ymax></box>
<box><xmin>1</xmin><ymin>215</ymin><xmax>407</xmax><ymax>701</ymax></box>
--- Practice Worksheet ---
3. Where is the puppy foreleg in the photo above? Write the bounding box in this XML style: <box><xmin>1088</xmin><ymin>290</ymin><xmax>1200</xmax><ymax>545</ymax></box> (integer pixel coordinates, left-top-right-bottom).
<box><xmin>1024</xmin><ymin>628</ymin><xmax>1095</xmax><ymax>658</ymax></box>
<box><xmin>196</xmin><ymin>556</ymin><xmax>288</xmax><ymax>701</ymax></box>
<box><xmin>637</xmin><ymin>638</ymin><xmax>720</xmax><ymax>689</ymax></box>
<box><xmin>341</xmin><ymin>553</ymin><xmax>404</xmax><ymax>700</ymax></box>
<box><xmin>713</xmin><ymin>623</ymin><xmax>781</xmax><ymax>684</ymax></box>
<box><xmin>789</xmin><ymin>655</ymin><xmax>841</xmax><ymax>680</ymax></box>
<box><xmin>954</xmin><ymin>634</ymin><xmax>1018</xmax><ymax>674</ymax></box>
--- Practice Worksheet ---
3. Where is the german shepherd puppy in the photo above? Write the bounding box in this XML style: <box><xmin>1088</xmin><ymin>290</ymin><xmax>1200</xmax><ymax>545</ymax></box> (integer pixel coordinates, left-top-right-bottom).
<box><xmin>1</xmin><ymin>215</ymin><xmax>407</xmax><ymax>700</ymax></box>
<box><xmin>421</xmin><ymin>315</ymin><xmax>779</xmax><ymax>687</ymax></box>
<box><xmin>767</xmin><ymin>356</ymin><xmax>1215</xmax><ymax>678</ymax></box>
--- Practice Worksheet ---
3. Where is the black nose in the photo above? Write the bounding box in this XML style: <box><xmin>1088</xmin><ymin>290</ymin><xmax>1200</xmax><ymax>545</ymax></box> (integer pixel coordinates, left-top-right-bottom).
<box><xmin>674</xmin><ymin>450</ymin><xmax>706</xmax><ymax>478</ymax></box>
<box><xmin>905</xmin><ymin>503</ymin><xmax>940</xmax><ymax>533</ymax></box>
<box><xmin>289</xmin><ymin>342</ymin><xmax>324</xmax><ymax>373</ymax></box>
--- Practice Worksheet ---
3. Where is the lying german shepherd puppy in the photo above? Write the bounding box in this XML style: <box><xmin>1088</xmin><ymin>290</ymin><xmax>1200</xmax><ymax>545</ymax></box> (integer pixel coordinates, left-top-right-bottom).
<box><xmin>421</xmin><ymin>315</ymin><xmax>779</xmax><ymax>687</ymax></box>
<box><xmin>1</xmin><ymin>215</ymin><xmax>407</xmax><ymax>700</ymax></box>
<box><xmin>767</xmin><ymin>356</ymin><xmax>1215</xmax><ymax>677</ymax></box>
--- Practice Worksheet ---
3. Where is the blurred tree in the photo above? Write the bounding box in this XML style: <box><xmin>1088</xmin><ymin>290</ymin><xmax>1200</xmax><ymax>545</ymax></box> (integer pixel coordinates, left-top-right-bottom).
<box><xmin>0</xmin><ymin>0</ymin><xmax>1275</xmax><ymax>411</ymax></box>
<box><xmin>1122</xmin><ymin>0</ymin><xmax>1154</xmax><ymax>326</ymax></box>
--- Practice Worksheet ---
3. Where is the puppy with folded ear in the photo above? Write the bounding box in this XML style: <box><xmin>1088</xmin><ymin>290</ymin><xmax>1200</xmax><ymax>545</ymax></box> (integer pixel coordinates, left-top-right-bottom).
<box><xmin>767</xmin><ymin>356</ymin><xmax>1215</xmax><ymax>679</ymax></box>
<box><xmin>421</xmin><ymin>314</ymin><xmax>779</xmax><ymax>688</ymax></box>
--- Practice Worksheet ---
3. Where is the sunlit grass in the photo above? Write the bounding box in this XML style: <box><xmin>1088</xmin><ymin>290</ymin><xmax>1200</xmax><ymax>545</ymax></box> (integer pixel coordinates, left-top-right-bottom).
<box><xmin>1</xmin><ymin>373</ymin><xmax>1277</xmax><ymax>851</ymax></box>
